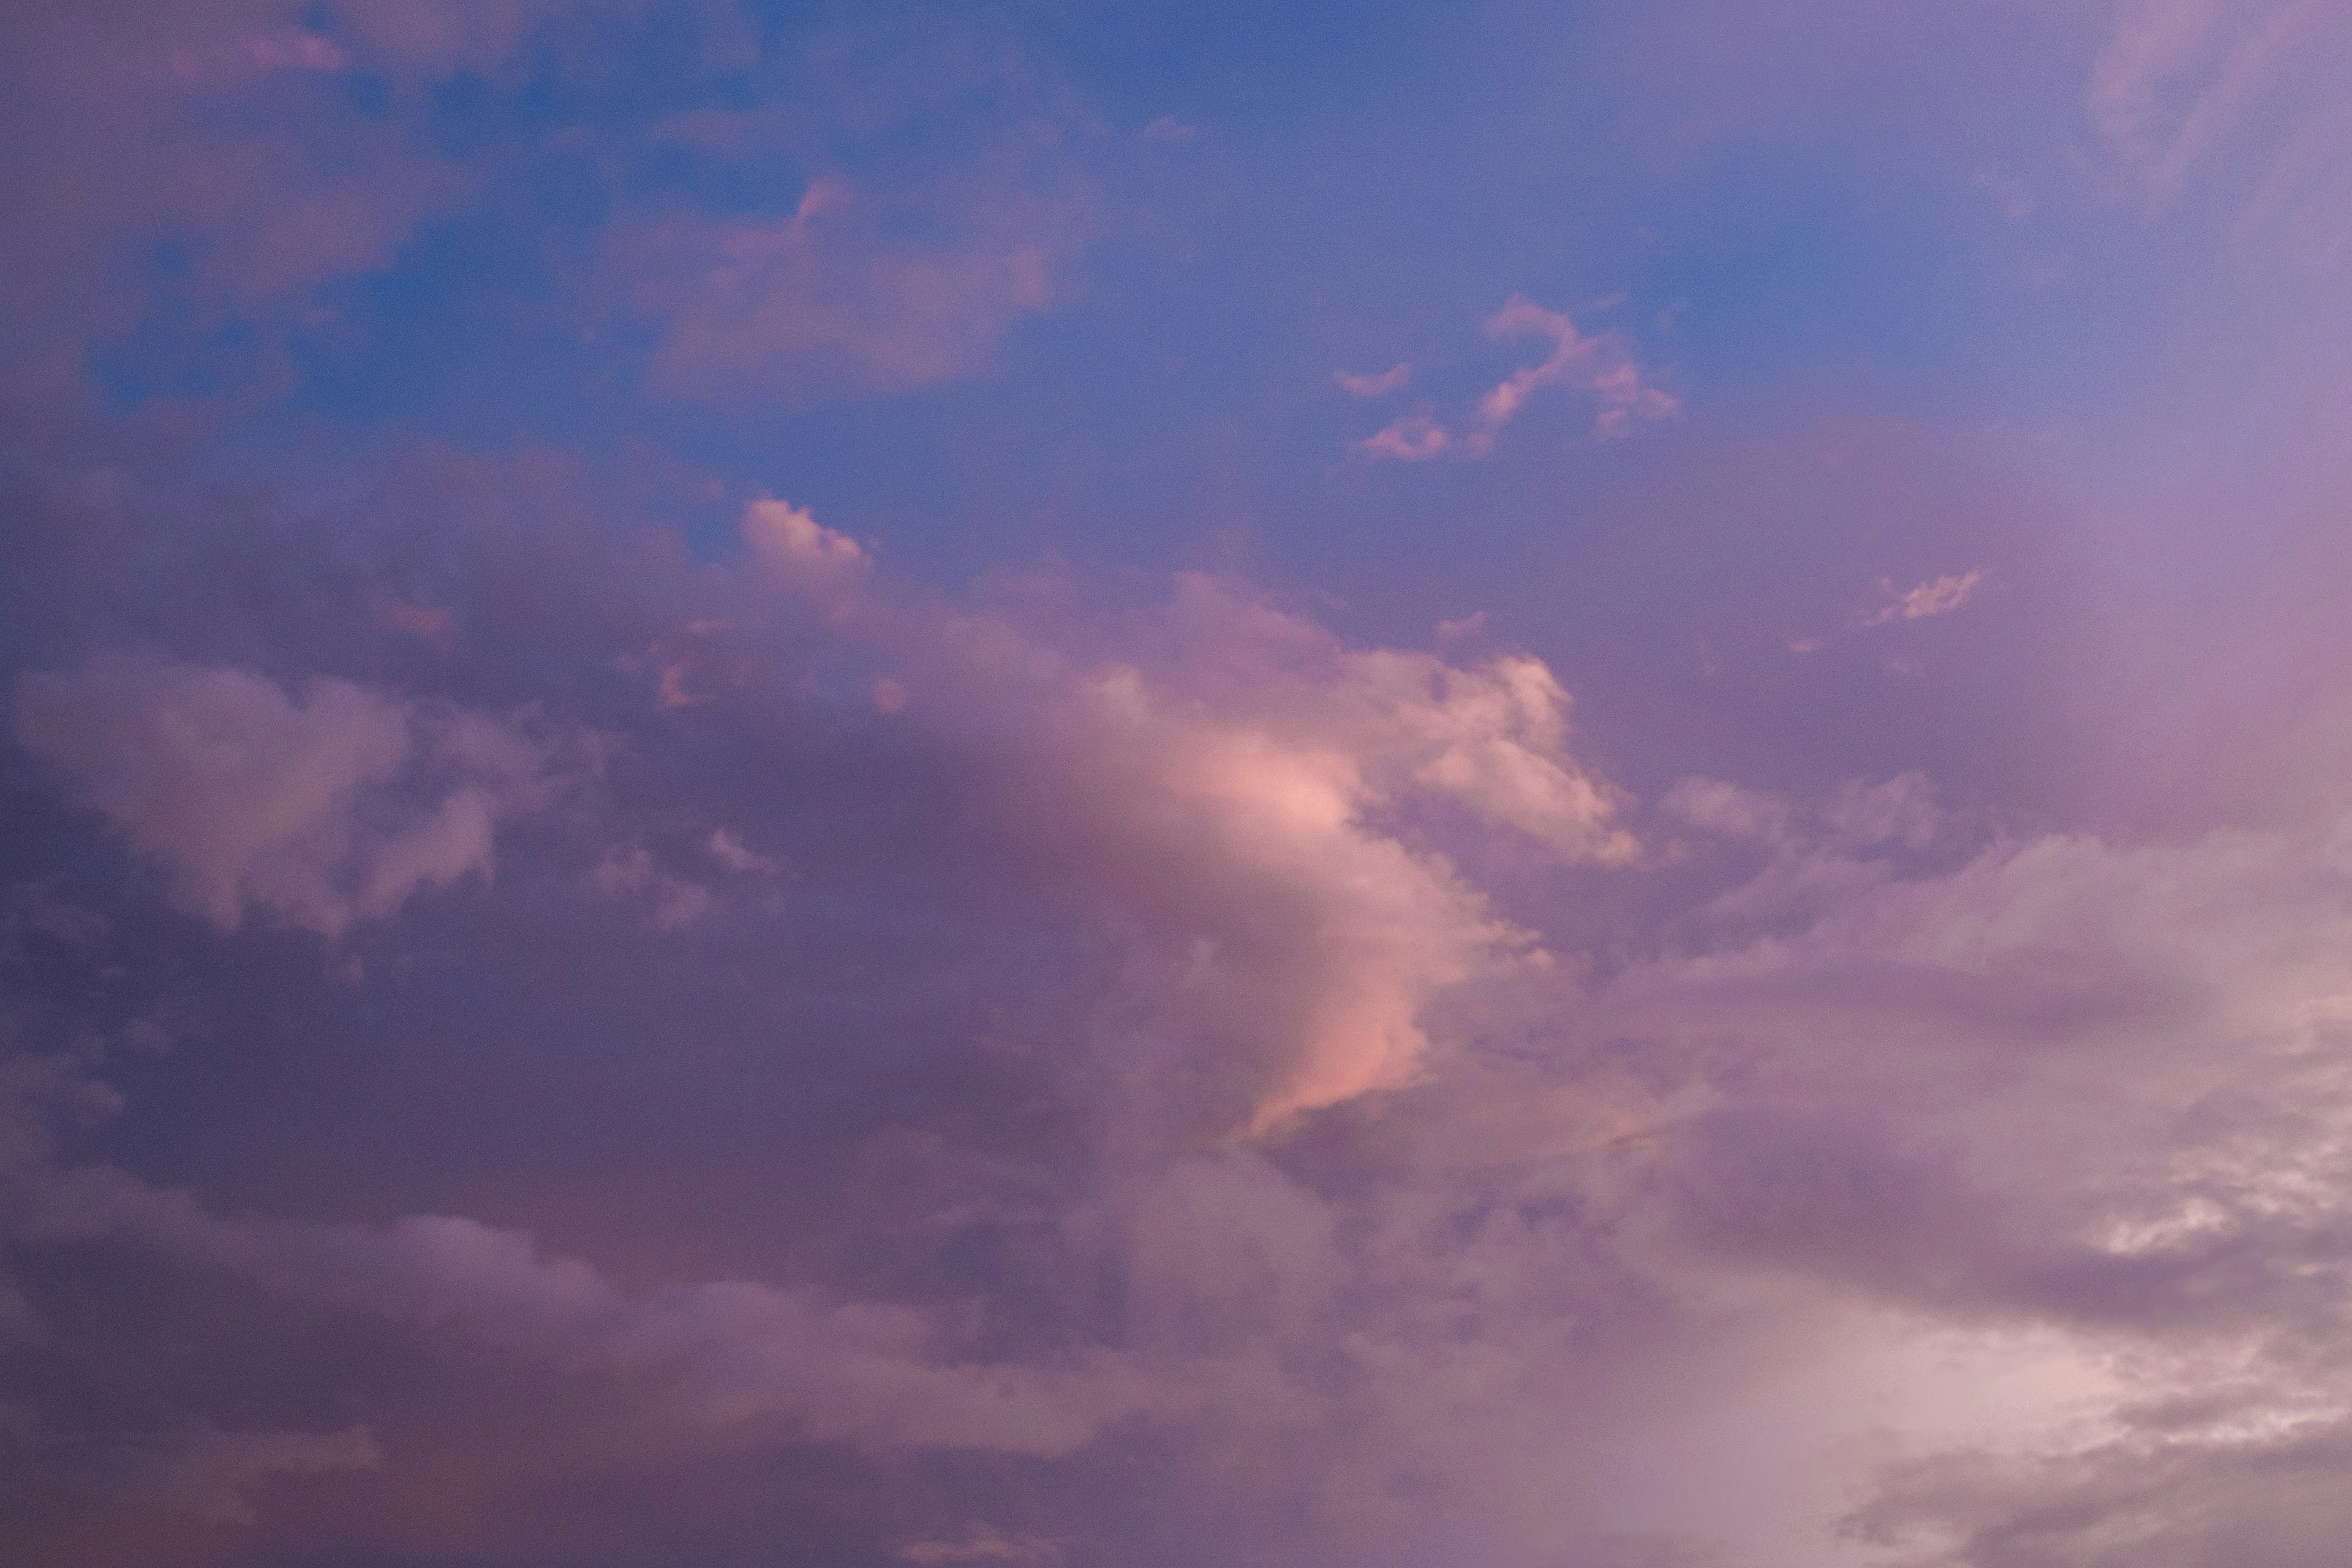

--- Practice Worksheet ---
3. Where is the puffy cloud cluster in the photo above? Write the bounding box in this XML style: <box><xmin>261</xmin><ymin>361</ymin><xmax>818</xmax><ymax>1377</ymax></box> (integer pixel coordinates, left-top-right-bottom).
<box><xmin>723</xmin><ymin>505</ymin><xmax>1635</xmax><ymax>1136</ymax></box>
<box><xmin>4</xmin><ymin>447</ymin><xmax>2352</xmax><ymax>1568</ymax></box>
<box><xmin>7</xmin><ymin>4</ymin><xmax>2352</xmax><ymax>1565</ymax></box>
<box><xmin>6</xmin><ymin>448</ymin><xmax>2352</xmax><ymax>1568</ymax></box>
<box><xmin>13</xmin><ymin>658</ymin><xmax>560</xmax><ymax>938</ymax></box>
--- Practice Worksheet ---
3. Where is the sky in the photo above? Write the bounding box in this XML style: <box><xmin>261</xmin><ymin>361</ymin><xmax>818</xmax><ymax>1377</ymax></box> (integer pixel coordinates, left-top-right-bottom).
<box><xmin>6</xmin><ymin>2</ymin><xmax>2352</xmax><ymax>1565</ymax></box>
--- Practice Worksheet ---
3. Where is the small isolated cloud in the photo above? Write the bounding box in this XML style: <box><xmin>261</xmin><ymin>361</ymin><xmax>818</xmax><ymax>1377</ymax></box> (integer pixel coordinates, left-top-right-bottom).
<box><xmin>1139</xmin><ymin>116</ymin><xmax>1198</xmax><ymax>143</ymax></box>
<box><xmin>371</xmin><ymin>595</ymin><xmax>455</xmax><ymax>643</ymax></box>
<box><xmin>1861</xmin><ymin>570</ymin><xmax>1985</xmax><ymax>628</ymax></box>
<box><xmin>707</xmin><ymin>827</ymin><xmax>781</xmax><ymax>878</ymax></box>
<box><xmin>1334</xmin><ymin>363</ymin><xmax>1411</xmax><ymax>398</ymax></box>
<box><xmin>1352</xmin><ymin>295</ymin><xmax>1675</xmax><ymax>462</ymax></box>
<box><xmin>1355</xmin><ymin>413</ymin><xmax>1453</xmax><ymax>462</ymax></box>
<box><xmin>743</xmin><ymin>496</ymin><xmax>867</xmax><ymax>581</ymax></box>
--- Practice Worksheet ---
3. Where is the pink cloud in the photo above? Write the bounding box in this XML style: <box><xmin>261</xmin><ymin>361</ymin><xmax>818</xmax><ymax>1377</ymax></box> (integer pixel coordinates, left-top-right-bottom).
<box><xmin>1353</xmin><ymin>413</ymin><xmax>1453</xmax><ymax>461</ymax></box>
<box><xmin>734</xmin><ymin>509</ymin><xmax>1635</xmax><ymax>1136</ymax></box>
<box><xmin>1334</xmin><ymin>363</ymin><xmax>1411</xmax><ymax>397</ymax></box>
<box><xmin>619</xmin><ymin>179</ymin><xmax>1085</xmax><ymax>401</ymax></box>
<box><xmin>1860</xmin><ymin>568</ymin><xmax>1984</xmax><ymax>627</ymax></box>
<box><xmin>371</xmin><ymin>595</ymin><xmax>456</xmax><ymax>642</ymax></box>
<box><xmin>1476</xmin><ymin>295</ymin><xmax>1679</xmax><ymax>443</ymax></box>
<box><xmin>1352</xmin><ymin>295</ymin><xmax>1676</xmax><ymax>462</ymax></box>
<box><xmin>12</xmin><ymin>658</ymin><xmax>564</xmax><ymax>937</ymax></box>
<box><xmin>2088</xmin><ymin>0</ymin><xmax>2310</xmax><ymax>202</ymax></box>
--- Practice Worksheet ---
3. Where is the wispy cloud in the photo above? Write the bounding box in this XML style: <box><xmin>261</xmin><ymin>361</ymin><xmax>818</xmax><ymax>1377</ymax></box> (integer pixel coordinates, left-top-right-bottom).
<box><xmin>1334</xmin><ymin>363</ymin><xmax>1411</xmax><ymax>397</ymax></box>
<box><xmin>1352</xmin><ymin>295</ymin><xmax>1675</xmax><ymax>462</ymax></box>
<box><xmin>1860</xmin><ymin>569</ymin><xmax>1985</xmax><ymax>628</ymax></box>
<box><xmin>2088</xmin><ymin>0</ymin><xmax>2315</xmax><ymax>203</ymax></box>
<box><xmin>617</xmin><ymin>179</ymin><xmax>1086</xmax><ymax>401</ymax></box>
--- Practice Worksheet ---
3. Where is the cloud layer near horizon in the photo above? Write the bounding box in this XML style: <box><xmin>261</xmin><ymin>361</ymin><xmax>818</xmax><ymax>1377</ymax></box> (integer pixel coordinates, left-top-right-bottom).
<box><xmin>10</xmin><ymin>463</ymin><xmax>2352</xmax><ymax>1568</ymax></box>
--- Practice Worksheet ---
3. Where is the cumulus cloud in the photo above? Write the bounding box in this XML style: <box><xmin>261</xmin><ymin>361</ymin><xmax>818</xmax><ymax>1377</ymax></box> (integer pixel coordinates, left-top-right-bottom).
<box><xmin>15</xmin><ymin>438</ymin><xmax>2352</xmax><ymax>1568</ymax></box>
<box><xmin>4</xmin><ymin>350</ymin><xmax>2350</xmax><ymax>1568</ymax></box>
<box><xmin>1353</xmin><ymin>296</ymin><xmax>1675</xmax><ymax>462</ymax></box>
<box><xmin>31</xmin><ymin>6</ymin><xmax>2352</xmax><ymax>1566</ymax></box>
<box><xmin>12</xmin><ymin>658</ymin><xmax>559</xmax><ymax>937</ymax></box>
<box><xmin>10</xmin><ymin>477</ymin><xmax>2352</xmax><ymax>1568</ymax></box>
<box><xmin>727</xmin><ymin>503</ymin><xmax>1634</xmax><ymax>1134</ymax></box>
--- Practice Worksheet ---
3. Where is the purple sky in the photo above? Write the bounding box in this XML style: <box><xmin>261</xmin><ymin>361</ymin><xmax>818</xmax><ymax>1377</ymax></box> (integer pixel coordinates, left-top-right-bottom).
<box><xmin>7</xmin><ymin>4</ymin><xmax>2352</xmax><ymax>1566</ymax></box>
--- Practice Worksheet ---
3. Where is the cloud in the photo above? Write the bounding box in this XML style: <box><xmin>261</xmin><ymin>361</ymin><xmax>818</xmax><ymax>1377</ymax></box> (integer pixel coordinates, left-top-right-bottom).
<box><xmin>8</xmin><ymin>423</ymin><xmax>2352</xmax><ymax>1568</ymax></box>
<box><xmin>1352</xmin><ymin>296</ymin><xmax>1675</xmax><ymax>462</ymax></box>
<box><xmin>1335</xmin><ymin>363</ymin><xmax>1411</xmax><ymax>397</ymax></box>
<box><xmin>1599</xmin><ymin>806</ymin><xmax>2352</xmax><ymax>1561</ymax></box>
<box><xmin>902</xmin><ymin>1525</ymin><xmax>1063</xmax><ymax>1564</ymax></box>
<box><xmin>743</xmin><ymin>494</ymin><xmax>871</xmax><ymax>595</ymax></box>
<box><xmin>121</xmin><ymin>1424</ymin><xmax>381</xmax><ymax>1526</ymax></box>
<box><xmin>1139</xmin><ymin>115</ymin><xmax>1199</xmax><ymax>143</ymax></box>
<box><xmin>706</xmin><ymin>826</ymin><xmax>782</xmax><ymax>878</ymax></box>
<box><xmin>0</xmin><ymin>0</ymin><xmax>636</xmax><ymax>391</ymax></box>
<box><xmin>2087</xmin><ymin>0</ymin><xmax>2311</xmax><ymax>202</ymax></box>
<box><xmin>1354</xmin><ymin>413</ymin><xmax>1455</xmax><ymax>462</ymax></box>
<box><xmin>1476</xmin><ymin>295</ymin><xmax>1679</xmax><ymax>443</ymax></box>
<box><xmin>730</xmin><ymin>500</ymin><xmax>1634</xmax><ymax>1136</ymax></box>
<box><xmin>12</xmin><ymin>657</ymin><xmax>560</xmax><ymax>937</ymax></box>
<box><xmin>17</xmin><ymin>1166</ymin><xmax>1166</xmax><ymax>1461</ymax></box>
<box><xmin>589</xmin><ymin>845</ymin><xmax>714</xmax><ymax>931</ymax></box>
<box><xmin>1861</xmin><ymin>568</ymin><xmax>1984</xmax><ymax>627</ymax></box>
<box><xmin>619</xmin><ymin>178</ymin><xmax>1086</xmax><ymax>401</ymax></box>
